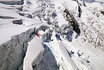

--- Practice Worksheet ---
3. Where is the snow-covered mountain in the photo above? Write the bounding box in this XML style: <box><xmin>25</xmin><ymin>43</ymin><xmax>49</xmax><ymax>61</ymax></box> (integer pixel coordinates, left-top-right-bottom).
<box><xmin>0</xmin><ymin>0</ymin><xmax>104</xmax><ymax>70</ymax></box>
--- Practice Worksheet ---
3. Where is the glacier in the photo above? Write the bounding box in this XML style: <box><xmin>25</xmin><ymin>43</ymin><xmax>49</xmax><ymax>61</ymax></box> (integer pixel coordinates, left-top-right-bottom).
<box><xmin>0</xmin><ymin>0</ymin><xmax>104</xmax><ymax>70</ymax></box>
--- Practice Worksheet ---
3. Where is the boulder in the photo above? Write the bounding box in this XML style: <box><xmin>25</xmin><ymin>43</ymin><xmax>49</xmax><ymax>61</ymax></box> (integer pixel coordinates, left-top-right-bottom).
<box><xmin>52</xmin><ymin>12</ymin><xmax>57</xmax><ymax>18</ymax></box>
<box><xmin>101</xmin><ymin>10</ymin><xmax>104</xmax><ymax>15</ymax></box>
<box><xmin>16</xmin><ymin>6</ymin><xmax>23</xmax><ymax>11</ymax></box>
<box><xmin>13</xmin><ymin>19</ymin><xmax>23</xmax><ymax>25</ymax></box>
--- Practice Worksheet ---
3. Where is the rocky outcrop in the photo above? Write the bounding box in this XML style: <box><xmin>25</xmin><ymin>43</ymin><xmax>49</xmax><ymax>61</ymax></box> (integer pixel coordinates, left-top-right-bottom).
<box><xmin>0</xmin><ymin>0</ymin><xmax>24</xmax><ymax>5</ymax></box>
<box><xmin>63</xmin><ymin>9</ymin><xmax>80</xmax><ymax>35</ymax></box>
<box><xmin>0</xmin><ymin>28</ymin><xmax>35</xmax><ymax>70</ymax></box>
<box><xmin>32</xmin><ymin>44</ymin><xmax>59</xmax><ymax>70</ymax></box>
<box><xmin>19</xmin><ymin>12</ymin><xmax>33</xmax><ymax>18</ymax></box>
<box><xmin>101</xmin><ymin>10</ymin><xmax>104</xmax><ymax>15</ymax></box>
<box><xmin>0</xmin><ymin>16</ymin><xmax>14</xmax><ymax>19</ymax></box>
<box><xmin>13</xmin><ymin>19</ymin><xmax>23</xmax><ymax>25</ymax></box>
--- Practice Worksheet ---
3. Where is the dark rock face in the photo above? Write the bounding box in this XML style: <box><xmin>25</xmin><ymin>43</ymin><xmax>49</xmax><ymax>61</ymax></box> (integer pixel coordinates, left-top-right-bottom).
<box><xmin>52</xmin><ymin>12</ymin><xmax>57</xmax><ymax>18</ymax></box>
<box><xmin>0</xmin><ymin>16</ymin><xmax>14</xmax><ymax>19</ymax></box>
<box><xmin>13</xmin><ymin>20</ymin><xmax>23</xmax><ymax>25</ymax></box>
<box><xmin>32</xmin><ymin>44</ymin><xmax>59</xmax><ymax>70</ymax></box>
<box><xmin>19</xmin><ymin>12</ymin><xmax>32</xmax><ymax>18</ymax></box>
<box><xmin>19</xmin><ymin>13</ymin><xmax>25</xmax><ymax>16</ymax></box>
<box><xmin>101</xmin><ymin>10</ymin><xmax>104</xmax><ymax>15</ymax></box>
<box><xmin>0</xmin><ymin>0</ymin><xmax>24</xmax><ymax>5</ymax></box>
<box><xmin>38</xmin><ymin>25</ymin><xmax>49</xmax><ymax>31</ymax></box>
<box><xmin>63</xmin><ymin>9</ymin><xmax>80</xmax><ymax>35</ymax></box>
<box><xmin>27</xmin><ymin>14</ymin><xmax>32</xmax><ymax>18</ymax></box>
<box><xmin>16</xmin><ymin>6</ymin><xmax>23</xmax><ymax>11</ymax></box>
<box><xmin>0</xmin><ymin>29</ymin><xmax>35</xmax><ymax>70</ymax></box>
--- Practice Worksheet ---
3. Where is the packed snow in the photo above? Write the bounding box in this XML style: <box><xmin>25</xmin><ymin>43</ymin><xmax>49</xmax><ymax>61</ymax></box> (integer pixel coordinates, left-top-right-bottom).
<box><xmin>23</xmin><ymin>36</ymin><xmax>44</xmax><ymax>70</ymax></box>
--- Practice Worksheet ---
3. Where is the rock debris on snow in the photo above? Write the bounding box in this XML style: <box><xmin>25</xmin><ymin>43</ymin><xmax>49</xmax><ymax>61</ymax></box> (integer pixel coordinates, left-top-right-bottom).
<box><xmin>0</xmin><ymin>0</ymin><xmax>104</xmax><ymax>70</ymax></box>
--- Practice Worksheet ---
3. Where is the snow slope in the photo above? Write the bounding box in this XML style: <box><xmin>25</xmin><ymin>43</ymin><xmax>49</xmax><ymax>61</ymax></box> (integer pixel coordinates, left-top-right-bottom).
<box><xmin>23</xmin><ymin>36</ymin><xmax>44</xmax><ymax>70</ymax></box>
<box><xmin>0</xmin><ymin>3</ymin><xmax>42</xmax><ymax>44</ymax></box>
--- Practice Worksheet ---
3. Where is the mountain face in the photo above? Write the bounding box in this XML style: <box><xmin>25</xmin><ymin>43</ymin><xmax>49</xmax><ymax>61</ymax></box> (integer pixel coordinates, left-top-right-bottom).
<box><xmin>0</xmin><ymin>0</ymin><xmax>104</xmax><ymax>70</ymax></box>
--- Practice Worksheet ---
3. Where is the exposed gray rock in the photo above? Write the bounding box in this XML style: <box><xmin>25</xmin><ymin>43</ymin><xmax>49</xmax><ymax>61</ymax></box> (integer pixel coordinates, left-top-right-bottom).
<box><xmin>19</xmin><ymin>12</ymin><xmax>32</xmax><ymax>18</ymax></box>
<box><xmin>38</xmin><ymin>25</ymin><xmax>49</xmax><ymax>31</ymax></box>
<box><xmin>0</xmin><ymin>28</ymin><xmax>35</xmax><ymax>70</ymax></box>
<box><xmin>0</xmin><ymin>0</ymin><xmax>24</xmax><ymax>5</ymax></box>
<box><xmin>16</xmin><ymin>6</ymin><xmax>23</xmax><ymax>11</ymax></box>
<box><xmin>63</xmin><ymin>9</ymin><xmax>80</xmax><ymax>35</ymax></box>
<box><xmin>32</xmin><ymin>44</ymin><xmax>59</xmax><ymax>70</ymax></box>
<box><xmin>52</xmin><ymin>12</ymin><xmax>57</xmax><ymax>18</ymax></box>
<box><xmin>0</xmin><ymin>16</ymin><xmax>14</xmax><ymax>19</ymax></box>
<box><xmin>13</xmin><ymin>19</ymin><xmax>23</xmax><ymax>25</ymax></box>
<box><xmin>101</xmin><ymin>10</ymin><xmax>104</xmax><ymax>15</ymax></box>
<box><xmin>19</xmin><ymin>12</ymin><xmax>25</xmax><ymax>16</ymax></box>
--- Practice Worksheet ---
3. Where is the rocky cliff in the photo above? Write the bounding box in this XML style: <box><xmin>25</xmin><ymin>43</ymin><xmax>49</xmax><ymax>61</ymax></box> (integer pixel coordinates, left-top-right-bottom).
<box><xmin>0</xmin><ymin>29</ymin><xmax>35</xmax><ymax>70</ymax></box>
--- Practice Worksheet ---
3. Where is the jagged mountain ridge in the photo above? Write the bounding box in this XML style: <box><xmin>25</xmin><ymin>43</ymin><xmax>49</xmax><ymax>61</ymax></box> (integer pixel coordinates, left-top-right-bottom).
<box><xmin>0</xmin><ymin>0</ymin><xmax>104</xmax><ymax>70</ymax></box>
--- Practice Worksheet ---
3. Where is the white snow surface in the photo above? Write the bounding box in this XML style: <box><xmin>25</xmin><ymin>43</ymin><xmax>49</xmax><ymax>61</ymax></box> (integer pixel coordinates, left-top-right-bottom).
<box><xmin>23</xmin><ymin>36</ymin><xmax>44</xmax><ymax>70</ymax></box>
<box><xmin>0</xmin><ymin>3</ymin><xmax>42</xmax><ymax>44</ymax></box>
